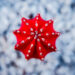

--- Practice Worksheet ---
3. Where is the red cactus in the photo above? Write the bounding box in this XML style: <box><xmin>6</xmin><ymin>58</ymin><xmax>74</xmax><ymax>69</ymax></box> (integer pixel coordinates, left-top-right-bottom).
<box><xmin>13</xmin><ymin>14</ymin><xmax>60</xmax><ymax>60</ymax></box>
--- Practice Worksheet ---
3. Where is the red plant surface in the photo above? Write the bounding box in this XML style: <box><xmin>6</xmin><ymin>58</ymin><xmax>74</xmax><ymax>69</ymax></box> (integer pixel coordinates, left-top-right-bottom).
<box><xmin>13</xmin><ymin>14</ymin><xmax>60</xmax><ymax>60</ymax></box>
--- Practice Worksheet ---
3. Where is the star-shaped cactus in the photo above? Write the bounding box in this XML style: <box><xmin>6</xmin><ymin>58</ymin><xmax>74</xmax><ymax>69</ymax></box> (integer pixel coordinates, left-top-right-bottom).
<box><xmin>13</xmin><ymin>14</ymin><xmax>60</xmax><ymax>60</ymax></box>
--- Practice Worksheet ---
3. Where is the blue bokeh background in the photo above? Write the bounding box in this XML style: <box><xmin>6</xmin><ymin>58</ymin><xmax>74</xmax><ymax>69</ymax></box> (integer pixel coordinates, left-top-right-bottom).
<box><xmin>0</xmin><ymin>0</ymin><xmax>75</xmax><ymax>75</ymax></box>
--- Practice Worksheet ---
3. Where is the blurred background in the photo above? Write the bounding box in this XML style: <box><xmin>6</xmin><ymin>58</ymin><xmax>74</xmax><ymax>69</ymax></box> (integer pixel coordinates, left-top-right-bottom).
<box><xmin>0</xmin><ymin>0</ymin><xmax>75</xmax><ymax>75</ymax></box>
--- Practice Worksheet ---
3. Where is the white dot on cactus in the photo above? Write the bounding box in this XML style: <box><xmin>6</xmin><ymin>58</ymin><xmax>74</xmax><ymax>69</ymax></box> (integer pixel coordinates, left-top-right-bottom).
<box><xmin>27</xmin><ymin>54</ymin><xmax>29</xmax><ymax>57</ymax></box>
<box><xmin>52</xmin><ymin>32</ymin><xmax>55</xmax><ymax>35</ymax></box>
<box><xmin>26</xmin><ymin>23</ymin><xmax>29</xmax><ymax>25</ymax></box>
<box><xmin>48</xmin><ymin>43</ymin><xmax>51</xmax><ymax>46</ymax></box>
<box><xmin>31</xmin><ymin>32</ymin><xmax>34</xmax><ymax>35</ymax></box>
<box><xmin>23</xmin><ymin>19</ymin><xmax>25</xmax><ymax>22</ymax></box>
<box><xmin>39</xmin><ymin>47</ymin><xmax>41</xmax><ymax>50</ymax></box>
<box><xmin>40</xmin><ymin>28</ymin><xmax>43</xmax><ymax>32</ymax></box>
<box><xmin>16</xmin><ymin>44</ymin><xmax>19</xmax><ymax>47</ymax></box>
<box><xmin>27</xmin><ymin>37</ymin><xmax>31</xmax><ymax>40</ymax></box>
<box><xmin>28</xmin><ymin>50</ymin><xmax>31</xmax><ymax>53</ymax></box>
<box><xmin>46</xmin><ymin>33</ymin><xmax>49</xmax><ymax>36</ymax></box>
<box><xmin>17</xmin><ymin>30</ymin><xmax>20</xmax><ymax>33</ymax></box>
<box><xmin>51</xmin><ymin>46</ymin><xmax>54</xmax><ymax>49</ymax></box>
<box><xmin>35</xmin><ymin>31</ymin><xmax>38</xmax><ymax>34</ymax></box>
<box><xmin>40</xmin><ymin>52</ymin><xmax>42</xmax><ymax>55</ymax></box>
<box><xmin>23</xmin><ymin>31</ymin><xmax>26</xmax><ymax>34</ymax></box>
<box><xmin>30</xmin><ymin>28</ymin><xmax>33</xmax><ymax>31</ymax></box>
<box><xmin>34</xmin><ymin>35</ymin><xmax>37</xmax><ymax>39</ymax></box>
<box><xmin>38</xmin><ymin>34</ymin><xmax>41</xmax><ymax>36</ymax></box>
<box><xmin>35</xmin><ymin>22</ymin><xmax>38</xmax><ymax>27</ymax></box>
<box><xmin>36</xmin><ymin>17</ymin><xmax>38</xmax><ymax>20</ymax></box>
<box><xmin>57</xmin><ymin>33</ymin><xmax>60</xmax><ymax>35</ymax></box>
<box><xmin>37</xmin><ymin>39</ymin><xmax>40</xmax><ymax>42</ymax></box>
<box><xmin>31</xmin><ymin>44</ymin><xmax>33</xmax><ymax>47</ymax></box>
<box><xmin>45</xmin><ymin>23</ymin><xmax>48</xmax><ymax>26</ymax></box>
<box><xmin>49</xmin><ymin>20</ymin><xmax>51</xmax><ymax>23</ymax></box>
<box><xmin>42</xmin><ymin>38</ymin><xmax>45</xmax><ymax>41</ymax></box>
<box><xmin>21</xmin><ymin>40</ymin><xmax>25</xmax><ymax>43</ymax></box>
